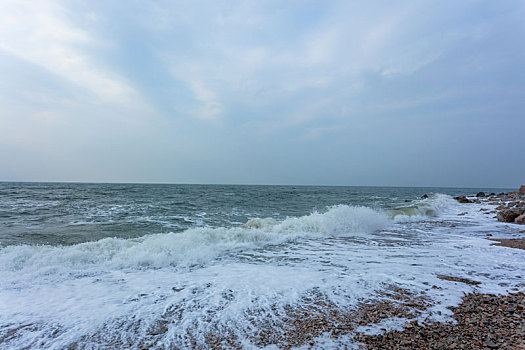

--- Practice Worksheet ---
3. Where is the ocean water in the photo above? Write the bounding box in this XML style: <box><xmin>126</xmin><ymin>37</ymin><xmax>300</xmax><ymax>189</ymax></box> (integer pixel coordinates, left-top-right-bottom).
<box><xmin>0</xmin><ymin>183</ymin><xmax>523</xmax><ymax>349</ymax></box>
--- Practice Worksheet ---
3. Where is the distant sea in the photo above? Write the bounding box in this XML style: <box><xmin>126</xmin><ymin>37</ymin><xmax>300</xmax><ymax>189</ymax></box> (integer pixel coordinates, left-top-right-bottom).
<box><xmin>0</xmin><ymin>183</ymin><xmax>523</xmax><ymax>348</ymax></box>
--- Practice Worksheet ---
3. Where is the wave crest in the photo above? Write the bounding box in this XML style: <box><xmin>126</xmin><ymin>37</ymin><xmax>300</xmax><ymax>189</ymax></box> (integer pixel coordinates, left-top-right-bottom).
<box><xmin>0</xmin><ymin>196</ymin><xmax>456</xmax><ymax>275</ymax></box>
<box><xmin>0</xmin><ymin>205</ymin><xmax>389</xmax><ymax>274</ymax></box>
<box><xmin>390</xmin><ymin>193</ymin><xmax>456</xmax><ymax>222</ymax></box>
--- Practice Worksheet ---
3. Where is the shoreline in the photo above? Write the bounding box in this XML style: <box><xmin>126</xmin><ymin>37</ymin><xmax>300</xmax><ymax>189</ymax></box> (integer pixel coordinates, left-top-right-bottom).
<box><xmin>354</xmin><ymin>186</ymin><xmax>525</xmax><ymax>349</ymax></box>
<box><xmin>71</xmin><ymin>186</ymin><xmax>525</xmax><ymax>349</ymax></box>
<box><xmin>352</xmin><ymin>186</ymin><xmax>525</xmax><ymax>349</ymax></box>
<box><xmin>5</xmin><ymin>186</ymin><xmax>525</xmax><ymax>349</ymax></box>
<box><xmin>272</xmin><ymin>186</ymin><xmax>525</xmax><ymax>349</ymax></box>
<box><xmin>356</xmin><ymin>291</ymin><xmax>525</xmax><ymax>349</ymax></box>
<box><xmin>74</xmin><ymin>289</ymin><xmax>525</xmax><ymax>349</ymax></box>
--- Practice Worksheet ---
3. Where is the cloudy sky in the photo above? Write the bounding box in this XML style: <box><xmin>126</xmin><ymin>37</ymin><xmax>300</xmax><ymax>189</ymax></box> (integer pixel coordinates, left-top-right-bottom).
<box><xmin>0</xmin><ymin>0</ymin><xmax>524</xmax><ymax>187</ymax></box>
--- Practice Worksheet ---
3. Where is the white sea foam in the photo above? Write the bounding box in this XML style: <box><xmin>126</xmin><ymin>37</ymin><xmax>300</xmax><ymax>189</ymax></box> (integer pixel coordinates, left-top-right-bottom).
<box><xmin>0</xmin><ymin>204</ymin><xmax>391</xmax><ymax>276</ymax></box>
<box><xmin>390</xmin><ymin>193</ymin><xmax>458</xmax><ymax>222</ymax></box>
<box><xmin>1</xmin><ymin>195</ymin><xmax>524</xmax><ymax>349</ymax></box>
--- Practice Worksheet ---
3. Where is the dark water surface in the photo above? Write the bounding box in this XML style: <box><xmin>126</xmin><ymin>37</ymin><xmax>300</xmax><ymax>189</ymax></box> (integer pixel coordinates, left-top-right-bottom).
<box><xmin>0</xmin><ymin>182</ymin><xmax>510</xmax><ymax>246</ymax></box>
<box><xmin>1</xmin><ymin>182</ymin><xmax>523</xmax><ymax>349</ymax></box>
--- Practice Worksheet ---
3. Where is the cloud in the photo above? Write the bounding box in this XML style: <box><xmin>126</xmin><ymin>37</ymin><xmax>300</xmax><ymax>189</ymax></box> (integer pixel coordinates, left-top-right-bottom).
<box><xmin>0</xmin><ymin>0</ymin><xmax>524</xmax><ymax>186</ymax></box>
<box><xmin>153</xmin><ymin>1</ymin><xmax>460</xmax><ymax>129</ymax></box>
<box><xmin>188</xmin><ymin>79</ymin><xmax>223</xmax><ymax>120</ymax></box>
<box><xmin>0</xmin><ymin>0</ymin><xmax>139</xmax><ymax>106</ymax></box>
<box><xmin>164</xmin><ymin>59</ymin><xmax>224</xmax><ymax>120</ymax></box>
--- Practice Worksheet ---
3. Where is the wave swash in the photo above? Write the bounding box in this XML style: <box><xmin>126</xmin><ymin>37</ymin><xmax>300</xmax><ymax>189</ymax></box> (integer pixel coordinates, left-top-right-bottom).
<box><xmin>1</xmin><ymin>193</ymin><xmax>524</xmax><ymax>349</ymax></box>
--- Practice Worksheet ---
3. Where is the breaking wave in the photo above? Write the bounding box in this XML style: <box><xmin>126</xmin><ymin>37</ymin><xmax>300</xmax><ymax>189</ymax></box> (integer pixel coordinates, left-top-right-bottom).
<box><xmin>2</xmin><ymin>192</ymin><xmax>497</xmax><ymax>350</ymax></box>
<box><xmin>389</xmin><ymin>193</ymin><xmax>457</xmax><ymax>222</ymax></box>
<box><xmin>0</xmin><ymin>195</ymin><xmax>456</xmax><ymax>275</ymax></box>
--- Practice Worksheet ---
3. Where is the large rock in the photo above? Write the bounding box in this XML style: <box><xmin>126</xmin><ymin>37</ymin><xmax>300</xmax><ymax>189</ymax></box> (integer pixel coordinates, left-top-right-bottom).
<box><xmin>454</xmin><ymin>195</ymin><xmax>472</xmax><ymax>203</ymax></box>
<box><xmin>497</xmin><ymin>209</ymin><xmax>522</xmax><ymax>223</ymax></box>
<box><xmin>519</xmin><ymin>185</ymin><xmax>525</xmax><ymax>195</ymax></box>
<box><xmin>515</xmin><ymin>214</ymin><xmax>525</xmax><ymax>225</ymax></box>
<box><xmin>476</xmin><ymin>192</ymin><xmax>486</xmax><ymax>197</ymax></box>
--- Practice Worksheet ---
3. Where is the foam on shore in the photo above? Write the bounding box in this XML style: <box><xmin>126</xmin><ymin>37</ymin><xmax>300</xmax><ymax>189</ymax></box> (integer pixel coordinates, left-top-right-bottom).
<box><xmin>1</xmin><ymin>194</ymin><xmax>524</xmax><ymax>349</ymax></box>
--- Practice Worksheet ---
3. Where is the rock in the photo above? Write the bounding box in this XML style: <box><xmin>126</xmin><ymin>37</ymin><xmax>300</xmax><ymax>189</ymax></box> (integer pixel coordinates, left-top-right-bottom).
<box><xmin>519</xmin><ymin>185</ymin><xmax>525</xmax><ymax>195</ymax></box>
<box><xmin>515</xmin><ymin>214</ymin><xmax>525</xmax><ymax>225</ymax></box>
<box><xmin>437</xmin><ymin>274</ymin><xmax>481</xmax><ymax>285</ymax></box>
<box><xmin>489</xmin><ymin>192</ymin><xmax>496</xmax><ymax>196</ymax></box>
<box><xmin>484</xmin><ymin>340</ymin><xmax>499</xmax><ymax>348</ymax></box>
<box><xmin>356</xmin><ymin>292</ymin><xmax>525</xmax><ymax>350</ymax></box>
<box><xmin>454</xmin><ymin>196</ymin><xmax>472</xmax><ymax>204</ymax></box>
<box><xmin>476</xmin><ymin>192</ymin><xmax>486</xmax><ymax>197</ymax></box>
<box><xmin>421</xmin><ymin>194</ymin><xmax>429</xmax><ymax>199</ymax></box>
<box><xmin>497</xmin><ymin>209</ymin><xmax>522</xmax><ymax>223</ymax></box>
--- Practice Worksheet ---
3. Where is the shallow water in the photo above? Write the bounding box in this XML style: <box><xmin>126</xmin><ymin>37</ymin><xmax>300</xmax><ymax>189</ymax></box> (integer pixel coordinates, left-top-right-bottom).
<box><xmin>0</xmin><ymin>183</ymin><xmax>522</xmax><ymax>349</ymax></box>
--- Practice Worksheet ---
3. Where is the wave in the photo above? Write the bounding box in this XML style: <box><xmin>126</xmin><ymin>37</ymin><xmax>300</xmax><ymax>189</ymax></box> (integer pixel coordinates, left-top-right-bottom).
<box><xmin>389</xmin><ymin>193</ymin><xmax>457</xmax><ymax>222</ymax></box>
<box><xmin>0</xmin><ymin>195</ymin><xmax>456</xmax><ymax>275</ymax></box>
<box><xmin>0</xmin><ymin>206</ymin><xmax>386</xmax><ymax>274</ymax></box>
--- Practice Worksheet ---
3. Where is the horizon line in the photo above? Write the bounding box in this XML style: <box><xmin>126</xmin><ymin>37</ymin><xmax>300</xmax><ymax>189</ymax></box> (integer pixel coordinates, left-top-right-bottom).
<box><xmin>0</xmin><ymin>180</ymin><xmax>518</xmax><ymax>190</ymax></box>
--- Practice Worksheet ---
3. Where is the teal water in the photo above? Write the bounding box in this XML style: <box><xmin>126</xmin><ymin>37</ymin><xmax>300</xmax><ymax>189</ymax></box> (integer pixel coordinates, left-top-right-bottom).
<box><xmin>0</xmin><ymin>182</ymin><xmax>521</xmax><ymax>349</ymax></box>
<box><xmin>0</xmin><ymin>182</ymin><xmax>510</xmax><ymax>246</ymax></box>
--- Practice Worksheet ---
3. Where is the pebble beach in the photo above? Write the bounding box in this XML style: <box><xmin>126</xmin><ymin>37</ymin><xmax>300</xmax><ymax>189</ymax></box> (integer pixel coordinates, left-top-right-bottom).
<box><xmin>1</xmin><ymin>184</ymin><xmax>524</xmax><ymax>349</ymax></box>
<box><xmin>200</xmin><ymin>186</ymin><xmax>525</xmax><ymax>349</ymax></box>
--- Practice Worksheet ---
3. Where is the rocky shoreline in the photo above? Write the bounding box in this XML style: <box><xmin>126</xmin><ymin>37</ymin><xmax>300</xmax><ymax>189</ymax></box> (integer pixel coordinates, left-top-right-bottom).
<box><xmin>196</xmin><ymin>289</ymin><xmax>525</xmax><ymax>350</ymax></box>
<box><xmin>453</xmin><ymin>185</ymin><xmax>525</xmax><ymax>255</ymax></box>
<box><xmin>454</xmin><ymin>184</ymin><xmax>525</xmax><ymax>226</ymax></box>
<box><xmin>144</xmin><ymin>186</ymin><xmax>525</xmax><ymax>349</ymax></box>
<box><xmin>306</xmin><ymin>186</ymin><xmax>525</xmax><ymax>349</ymax></box>
<box><xmin>352</xmin><ymin>185</ymin><xmax>525</xmax><ymax>350</ymax></box>
<box><xmin>76</xmin><ymin>187</ymin><xmax>525</xmax><ymax>349</ymax></box>
<box><xmin>356</xmin><ymin>292</ymin><xmax>525</xmax><ymax>350</ymax></box>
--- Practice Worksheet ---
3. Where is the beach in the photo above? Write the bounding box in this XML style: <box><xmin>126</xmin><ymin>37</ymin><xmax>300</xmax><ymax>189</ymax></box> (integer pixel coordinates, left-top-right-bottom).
<box><xmin>199</xmin><ymin>188</ymin><xmax>525</xmax><ymax>349</ymax></box>
<box><xmin>0</xmin><ymin>184</ymin><xmax>524</xmax><ymax>349</ymax></box>
<box><xmin>2</xmin><ymin>0</ymin><xmax>525</xmax><ymax>347</ymax></box>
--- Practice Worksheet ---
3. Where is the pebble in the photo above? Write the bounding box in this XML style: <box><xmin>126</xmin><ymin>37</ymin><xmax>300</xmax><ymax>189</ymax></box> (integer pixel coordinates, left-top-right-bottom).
<box><xmin>356</xmin><ymin>292</ymin><xmax>525</xmax><ymax>350</ymax></box>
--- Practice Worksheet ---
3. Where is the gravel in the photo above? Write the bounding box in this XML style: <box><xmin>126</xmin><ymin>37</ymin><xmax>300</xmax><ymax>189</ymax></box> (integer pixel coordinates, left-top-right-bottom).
<box><xmin>356</xmin><ymin>292</ymin><xmax>525</xmax><ymax>350</ymax></box>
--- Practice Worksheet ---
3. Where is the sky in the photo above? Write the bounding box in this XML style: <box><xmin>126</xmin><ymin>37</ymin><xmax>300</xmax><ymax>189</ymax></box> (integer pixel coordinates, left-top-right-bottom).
<box><xmin>0</xmin><ymin>0</ymin><xmax>524</xmax><ymax>188</ymax></box>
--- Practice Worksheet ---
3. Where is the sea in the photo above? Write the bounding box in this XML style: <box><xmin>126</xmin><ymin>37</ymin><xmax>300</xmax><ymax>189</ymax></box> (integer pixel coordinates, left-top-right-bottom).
<box><xmin>0</xmin><ymin>182</ymin><xmax>524</xmax><ymax>349</ymax></box>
